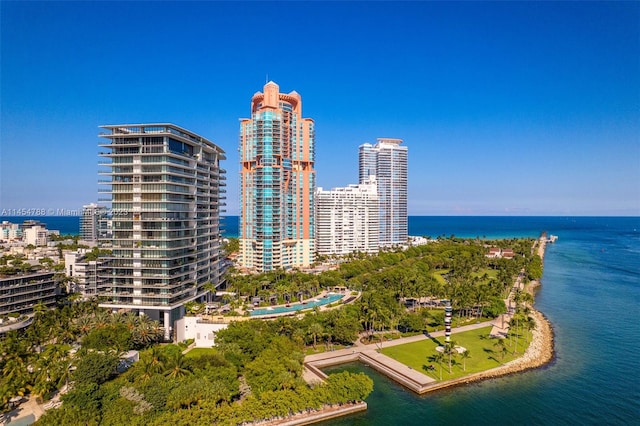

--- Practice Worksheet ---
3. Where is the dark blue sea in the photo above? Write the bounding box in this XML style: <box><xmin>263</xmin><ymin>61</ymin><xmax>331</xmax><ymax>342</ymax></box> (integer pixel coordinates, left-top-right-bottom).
<box><xmin>322</xmin><ymin>216</ymin><xmax>640</xmax><ymax>425</ymax></box>
<box><xmin>0</xmin><ymin>215</ymin><xmax>570</xmax><ymax>240</ymax></box>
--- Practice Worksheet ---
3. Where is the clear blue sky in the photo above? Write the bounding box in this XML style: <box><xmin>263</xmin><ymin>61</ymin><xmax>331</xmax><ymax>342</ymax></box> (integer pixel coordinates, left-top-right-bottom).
<box><xmin>1</xmin><ymin>1</ymin><xmax>639</xmax><ymax>216</ymax></box>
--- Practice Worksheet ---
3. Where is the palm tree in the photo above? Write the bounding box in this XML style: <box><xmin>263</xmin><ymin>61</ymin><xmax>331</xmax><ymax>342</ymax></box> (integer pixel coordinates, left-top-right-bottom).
<box><xmin>523</xmin><ymin>315</ymin><xmax>536</xmax><ymax>342</ymax></box>
<box><xmin>92</xmin><ymin>310</ymin><xmax>110</xmax><ymax>329</ymax></box>
<box><xmin>203</xmin><ymin>281</ymin><xmax>216</xmax><ymax>303</ymax></box>
<box><xmin>443</xmin><ymin>342</ymin><xmax>457</xmax><ymax>373</ymax></box>
<box><xmin>493</xmin><ymin>339</ymin><xmax>508</xmax><ymax>362</ymax></box>
<box><xmin>2</xmin><ymin>357</ymin><xmax>28</xmax><ymax>389</ymax></box>
<box><xmin>138</xmin><ymin>347</ymin><xmax>165</xmax><ymax>380</ymax></box>
<box><xmin>460</xmin><ymin>349</ymin><xmax>471</xmax><ymax>372</ymax></box>
<box><xmin>429</xmin><ymin>351</ymin><xmax>445</xmax><ymax>380</ymax></box>
<box><xmin>163</xmin><ymin>353</ymin><xmax>191</xmax><ymax>379</ymax></box>
<box><xmin>33</xmin><ymin>302</ymin><xmax>48</xmax><ymax>317</ymax></box>
<box><xmin>308</xmin><ymin>323</ymin><xmax>324</xmax><ymax>350</ymax></box>
<box><xmin>74</xmin><ymin>316</ymin><xmax>93</xmax><ymax>337</ymax></box>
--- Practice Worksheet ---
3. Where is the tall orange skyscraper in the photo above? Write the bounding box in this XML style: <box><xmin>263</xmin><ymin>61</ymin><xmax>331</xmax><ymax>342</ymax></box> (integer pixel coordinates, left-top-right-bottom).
<box><xmin>239</xmin><ymin>82</ymin><xmax>315</xmax><ymax>272</ymax></box>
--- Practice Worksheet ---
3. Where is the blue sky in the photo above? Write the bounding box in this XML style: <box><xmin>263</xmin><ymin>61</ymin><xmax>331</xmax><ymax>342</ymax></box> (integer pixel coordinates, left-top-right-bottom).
<box><xmin>1</xmin><ymin>1</ymin><xmax>639</xmax><ymax>216</ymax></box>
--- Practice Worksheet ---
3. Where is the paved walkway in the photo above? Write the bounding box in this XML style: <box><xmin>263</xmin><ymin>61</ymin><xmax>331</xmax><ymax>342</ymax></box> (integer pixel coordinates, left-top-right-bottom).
<box><xmin>489</xmin><ymin>267</ymin><xmax>528</xmax><ymax>338</ymax></box>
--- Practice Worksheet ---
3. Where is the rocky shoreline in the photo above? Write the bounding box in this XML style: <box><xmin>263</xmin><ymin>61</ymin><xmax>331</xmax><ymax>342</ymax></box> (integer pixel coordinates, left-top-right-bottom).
<box><xmin>426</xmin><ymin>307</ymin><xmax>554</xmax><ymax>392</ymax></box>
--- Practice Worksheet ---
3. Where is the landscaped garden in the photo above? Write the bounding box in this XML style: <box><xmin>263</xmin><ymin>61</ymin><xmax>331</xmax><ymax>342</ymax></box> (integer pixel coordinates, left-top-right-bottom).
<box><xmin>381</xmin><ymin>326</ymin><xmax>533</xmax><ymax>381</ymax></box>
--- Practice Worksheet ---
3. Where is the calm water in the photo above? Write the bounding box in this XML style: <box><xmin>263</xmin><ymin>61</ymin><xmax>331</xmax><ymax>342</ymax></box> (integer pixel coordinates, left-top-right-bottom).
<box><xmin>323</xmin><ymin>216</ymin><xmax>640</xmax><ymax>425</ymax></box>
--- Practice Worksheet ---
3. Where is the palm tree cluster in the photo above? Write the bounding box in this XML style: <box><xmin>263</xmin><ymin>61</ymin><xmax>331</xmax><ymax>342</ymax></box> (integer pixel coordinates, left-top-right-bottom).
<box><xmin>0</xmin><ymin>300</ymin><xmax>163</xmax><ymax>411</ymax></box>
<box><xmin>507</xmin><ymin>288</ymin><xmax>536</xmax><ymax>354</ymax></box>
<box><xmin>341</xmin><ymin>238</ymin><xmax>535</xmax><ymax>335</ymax></box>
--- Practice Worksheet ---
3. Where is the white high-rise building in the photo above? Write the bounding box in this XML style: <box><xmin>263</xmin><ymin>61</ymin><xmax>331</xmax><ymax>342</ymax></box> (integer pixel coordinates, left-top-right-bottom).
<box><xmin>97</xmin><ymin>124</ymin><xmax>226</xmax><ymax>340</ymax></box>
<box><xmin>359</xmin><ymin>138</ymin><xmax>408</xmax><ymax>246</ymax></box>
<box><xmin>80</xmin><ymin>203</ymin><xmax>108</xmax><ymax>244</ymax></box>
<box><xmin>315</xmin><ymin>177</ymin><xmax>379</xmax><ymax>256</ymax></box>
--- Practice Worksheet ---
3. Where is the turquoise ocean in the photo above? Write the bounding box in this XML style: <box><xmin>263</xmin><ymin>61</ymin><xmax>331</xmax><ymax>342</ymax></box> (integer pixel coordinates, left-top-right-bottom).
<box><xmin>3</xmin><ymin>216</ymin><xmax>639</xmax><ymax>424</ymax></box>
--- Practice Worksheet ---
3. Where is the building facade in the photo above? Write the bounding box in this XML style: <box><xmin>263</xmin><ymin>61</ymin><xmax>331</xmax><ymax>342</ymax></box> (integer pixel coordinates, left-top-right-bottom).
<box><xmin>97</xmin><ymin>124</ymin><xmax>226</xmax><ymax>339</ymax></box>
<box><xmin>23</xmin><ymin>225</ymin><xmax>48</xmax><ymax>247</ymax></box>
<box><xmin>80</xmin><ymin>203</ymin><xmax>108</xmax><ymax>244</ymax></box>
<box><xmin>0</xmin><ymin>221</ymin><xmax>22</xmax><ymax>241</ymax></box>
<box><xmin>0</xmin><ymin>271</ymin><xmax>57</xmax><ymax>317</ymax></box>
<box><xmin>359</xmin><ymin>138</ymin><xmax>408</xmax><ymax>246</ymax></box>
<box><xmin>65</xmin><ymin>252</ymin><xmax>105</xmax><ymax>299</ymax></box>
<box><xmin>315</xmin><ymin>177</ymin><xmax>379</xmax><ymax>256</ymax></box>
<box><xmin>239</xmin><ymin>82</ymin><xmax>315</xmax><ymax>272</ymax></box>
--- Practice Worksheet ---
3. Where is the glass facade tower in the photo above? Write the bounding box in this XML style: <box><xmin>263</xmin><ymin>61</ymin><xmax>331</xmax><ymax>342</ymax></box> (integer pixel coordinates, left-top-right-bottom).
<box><xmin>97</xmin><ymin>124</ymin><xmax>226</xmax><ymax>339</ymax></box>
<box><xmin>239</xmin><ymin>82</ymin><xmax>315</xmax><ymax>272</ymax></box>
<box><xmin>359</xmin><ymin>138</ymin><xmax>408</xmax><ymax>246</ymax></box>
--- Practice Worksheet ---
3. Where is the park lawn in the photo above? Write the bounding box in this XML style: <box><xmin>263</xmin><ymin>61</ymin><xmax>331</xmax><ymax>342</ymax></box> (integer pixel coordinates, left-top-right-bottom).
<box><xmin>472</xmin><ymin>268</ymin><xmax>498</xmax><ymax>280</ymax></box>
<box><xmin>381</xmin><ymin>326</ymin><xmax>533</xmax><ymax>382</ymax></box>
<box><xmin>183</xmin><ymin>347</ymin><xmax>218</xmax><ymax>358</ymax></box>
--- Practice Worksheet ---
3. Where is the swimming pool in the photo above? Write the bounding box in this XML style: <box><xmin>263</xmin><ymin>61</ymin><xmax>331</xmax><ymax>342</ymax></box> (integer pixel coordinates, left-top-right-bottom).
<box><xmin>250</xmin><ymin>293</ymin><xmax>344</xmax><ymax>316</ymax></box>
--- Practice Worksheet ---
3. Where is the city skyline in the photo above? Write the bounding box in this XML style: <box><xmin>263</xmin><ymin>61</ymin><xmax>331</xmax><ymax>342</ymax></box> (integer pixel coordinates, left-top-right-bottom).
<box><xmin>1</xmin><ymin>2</ymin><xmax>639</xmax><ymax>216</ymax></box>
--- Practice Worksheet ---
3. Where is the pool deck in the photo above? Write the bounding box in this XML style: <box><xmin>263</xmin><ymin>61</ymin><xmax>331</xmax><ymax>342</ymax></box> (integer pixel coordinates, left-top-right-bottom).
<box><xmin>247</xmin><ymin>291</ymin><xmax>360</xmax><ymax>319</ymax></box>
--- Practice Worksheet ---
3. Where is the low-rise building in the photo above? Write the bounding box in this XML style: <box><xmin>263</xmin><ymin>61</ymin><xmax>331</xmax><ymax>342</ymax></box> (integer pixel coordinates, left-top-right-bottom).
<box><xmin>0</xmin><ymin>271</ymin><xmax>57</xmax><ymax>317</ymax></box>
<box><xmin>175</xmin><ymin>316</ymin><xmax>229</xmax><ymax>348</ymax></box>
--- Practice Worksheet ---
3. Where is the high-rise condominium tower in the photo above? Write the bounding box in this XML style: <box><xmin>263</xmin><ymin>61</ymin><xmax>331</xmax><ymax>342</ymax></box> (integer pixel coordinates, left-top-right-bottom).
<box><xmin>359</xmin><ymin>138</ymin><xmax>408</xmax><ymax>246</ymax></box>
<box><xmin>98</xmin><ymin>124</ymin><xmax>226</xmax><ymax>339</ymax></box>
<box><xmin>239</xmin><ymin>82</ymin><xmax>315</xmax><ymax>272</ymax></box>
<box><xmin>315</xmin><ymin>176</ymin><xmax>379</xmax><ymax>256</ymax></box>
<box><xmin>80</xmin><ymin>202</ymin><xmax>108</xmax><ymax>244</ymax></box>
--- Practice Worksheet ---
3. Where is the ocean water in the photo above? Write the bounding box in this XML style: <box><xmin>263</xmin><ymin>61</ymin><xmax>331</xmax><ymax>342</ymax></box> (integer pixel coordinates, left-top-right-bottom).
<box><xmin>1</xmin><ymin>216</ymin><xmax>81</xmax><ymax>235</ymax></box>
<box><xmin>322</xmin><ymin>216</ymin><xmax>640</xmax><ymax>425</ymax></box>
<box><xmin>0</xmin><ymin>216</ymin><xmax>241</xmax><ymax>238</ymax></box>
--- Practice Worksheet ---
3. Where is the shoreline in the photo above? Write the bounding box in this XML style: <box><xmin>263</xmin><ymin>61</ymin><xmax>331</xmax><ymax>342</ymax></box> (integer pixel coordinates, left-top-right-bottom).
<box><xmin>418</xmin><ymin>307</ymin><xmax>554</xmax><ymax>394</ymax></box>
<box><xmin>396</xmin><ymin>234</ymin><xmax>555</xmax><ymax>392</ymax></box>
<box><xmin>293</xmin><ymin>234</ymin><xmax>555</xmax><ymax>425</ymax></box>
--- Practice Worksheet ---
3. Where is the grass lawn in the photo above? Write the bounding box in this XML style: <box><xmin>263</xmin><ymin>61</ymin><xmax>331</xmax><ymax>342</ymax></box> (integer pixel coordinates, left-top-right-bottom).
<box><xmin>183</xmin><ymin>347</ymin><xmax>218</xmax><ymax>358</ymax></box>
<box><xmin>472</xmin><ymin>268</ymin><xmax>498</xmax><ymax>280</ymax></box>
<box><xmin>381</xmin><ymin>326</ymin><xmax>532</xmax><ymax>381</ymax></box>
